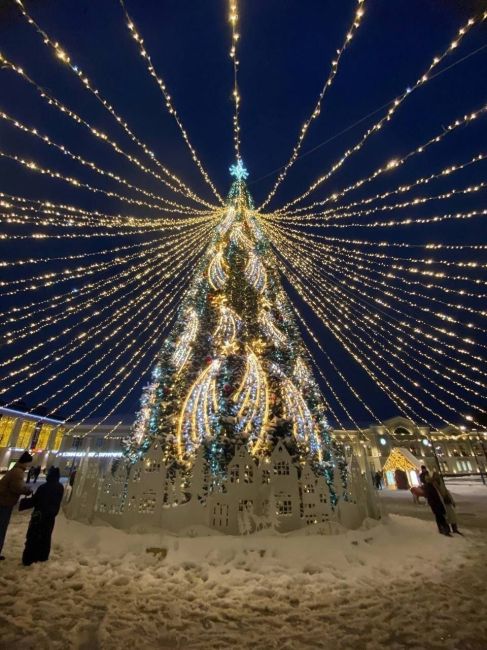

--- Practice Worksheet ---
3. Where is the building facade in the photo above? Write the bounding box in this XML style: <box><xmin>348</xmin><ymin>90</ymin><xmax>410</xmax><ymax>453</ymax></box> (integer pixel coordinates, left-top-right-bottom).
<box><xmin>334</xmin><ymin>416</ymin><xmax>487</xmax><ymax>479</ymax></box>
<box><xmin>2</xmin><ymin>409</ymin><xmax>485</xmax><ymax>481</ymax></box>
<box><xmin>0</xmin><ymin>407</ymin><xmax>129</xmax><ymax>474</ymax></box>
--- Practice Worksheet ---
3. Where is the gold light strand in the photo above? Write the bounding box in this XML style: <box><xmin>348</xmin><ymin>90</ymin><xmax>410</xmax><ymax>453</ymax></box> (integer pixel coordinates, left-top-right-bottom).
<box><xmin>276</xmin><ymin>104</ymin><xmax>487</xmax><ymax>216</ymax></box>
<box><xmin>2</xmin><ymin>226</ymin><xmax>210</xmax><ymax>348</ymax></box>
<box><xmin>229</xmin><ymin>0</ymin><xmax>242</xmax><ymax>160</ymax></box>
<box><xmin>33</xmin><ymin>249</ymin><xmax>200</xmax><ymax>416</ymax></box>
<box><xmin>268</xmin><ymin>230</ymin><xmax>487</xmax><ymax>397</ymax></box>
<box><xmin>0</xmin><ymin>148</ymin><xmax>208</xmax><ymax>217</ymax></box>
<box><xmin>0</xmin><ymin>53</ymin><xmax>215</xmax><ymax>209</ymax></box>
<box><xmin>275</xmin><ymin>13</ymin><xmax>485</xmax><ymax>212</ymax></box>
<box><xmin>259</xmin><ymin>0</ymin><xmax>366</xmax><ymax>210</ymax></box>
<box><xmin>268</xmin><ymin>223</ymin><xmax>487</xmax><ymax>301</ymax></box>
<box><xmin>118</xmin><ymin>0</ymin><xmax>224</xmax><ymax>204</ymax></box>
<box><xmin>13</xmin><ymin>1</ymin><xmax>218</xmax><ymax>208</ymax></box>
<box><xmin>275</xmin><ymin>250</ymin><xmax>464</xmax><ymax>427</ymax></box>
<box><xmin>0</xmin><ymin>111</ymin><xmax>208</xmax><ymax>215</ymax></box>
<box><xmin>5</xmin><ymin>244</ymin><xmax>194</xmax><ymax>405</ymax></box>
<box><xmin>0</xmin><ymin>227</ymin><xmax>206</xmax><ymax>295</ymax></box>
<box><xmin>268</xmin><ymin>225</ymin><xmax>487</xmax><ymax>363</ymax></box>
<box><xmin>287</xmin><ymin>252</ymin><xmax>486</xmax><ymax>423</ymax></box>
<box><xmin>274</xmin><ymin>181</ymin><xmax>487</xmax><ymax>225</ymax></box>
<box><xmin>277</xmin><ymin>235</ymin><xmax>487</xmax><ymax>399</ymax></box>
<box><xmin>0</xmin><ymin>226</ymin><xmax>213</xmax><ymax>371</ymax></box>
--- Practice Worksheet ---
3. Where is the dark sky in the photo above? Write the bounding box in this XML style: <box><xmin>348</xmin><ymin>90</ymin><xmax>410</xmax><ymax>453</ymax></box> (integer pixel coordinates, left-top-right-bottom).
<box><xmin>0</xmin><ymin>0</ymin><xmax>486</xmax><ymax>427</ymax></box>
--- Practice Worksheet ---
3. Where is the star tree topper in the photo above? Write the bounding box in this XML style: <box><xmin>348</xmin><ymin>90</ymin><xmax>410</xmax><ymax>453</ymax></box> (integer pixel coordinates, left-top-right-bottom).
<box><xmin>229</xmin><ymin>158</ymin><xmax>249</xmax><ymax>181</ymax></box>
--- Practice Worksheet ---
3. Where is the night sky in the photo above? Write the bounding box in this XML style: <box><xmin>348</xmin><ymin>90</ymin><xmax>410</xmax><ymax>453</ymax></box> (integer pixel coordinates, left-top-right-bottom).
<box><xmin>0</xmin><ymin>0</ymin><xmax>486</xmax><ymax>427</ymax></box>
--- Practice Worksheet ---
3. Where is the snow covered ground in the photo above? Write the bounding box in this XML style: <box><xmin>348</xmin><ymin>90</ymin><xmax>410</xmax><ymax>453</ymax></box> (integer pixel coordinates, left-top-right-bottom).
<box><xmin>1</xmin><ymin>491</ymin><xmax>486</xmax><ymax>650</ymax></box>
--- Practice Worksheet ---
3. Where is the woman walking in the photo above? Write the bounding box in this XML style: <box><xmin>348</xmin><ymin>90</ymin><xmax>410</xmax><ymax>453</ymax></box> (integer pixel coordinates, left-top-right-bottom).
<box><xmin>431</xmin><ymin>470</ymin><xmax>462</xmax><ymax>535</ymax></box>
<box><xmin>21</xmin><ymin>467</ymin><xmax>64</xmax><ymax>566</ymax></box>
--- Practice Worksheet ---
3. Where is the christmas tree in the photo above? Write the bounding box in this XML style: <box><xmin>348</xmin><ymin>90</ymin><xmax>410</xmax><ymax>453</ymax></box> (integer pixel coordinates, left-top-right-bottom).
<box><xmin>125</xmin><ymin>160</ymin><xmax>347</xmax><ymax>499</ymax></box>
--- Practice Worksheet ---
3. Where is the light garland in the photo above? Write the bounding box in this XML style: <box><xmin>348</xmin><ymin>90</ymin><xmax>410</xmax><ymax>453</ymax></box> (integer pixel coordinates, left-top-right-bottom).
<box><xmin>259</xmin><ymin>0</ymin><xmax>366</xmax><ymax>210</ymax></box>
<box><xmin>274</xmin><ymin>104</ymin><xmax>487</xmax><ymax>216</ymax></box>
<box><xmin>119</xmin><ymin>0</ymin><xmax>224</xmax><ymax>204</ymax></box>
<box><xmin>269</xmin><ymin>232</ymin><xmax>487</xmax><ymax>423</ymax></box>
<box><xmin>228</xmin><ymin>0</ymin><xmax>242</xmax><ymax>160</ymax></box>
<box><xmin>13</xmin><ymin>1</ymin><xmax>218</xmax><ymax>208</ymax></box>
<box><xmin>274</xmin><ymin>13</ymin><xmax>485</xmax><ymax>212</ymax></box>
<box><xmin>0</xmin><ymin>226</ymin><xmax>213</xmax><ymax>372</ymax></box>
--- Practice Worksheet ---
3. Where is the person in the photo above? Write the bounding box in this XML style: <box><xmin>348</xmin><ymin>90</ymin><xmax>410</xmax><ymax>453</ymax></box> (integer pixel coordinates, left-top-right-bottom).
<box><xmin>0</xmin><ymin>451</ymin><xmax>33</xmax><ymax>560</ymax></box>
<box><xmin>419</xmin><ymin>465</ymin><xmax>429</xmax><ymax>485</ymax></box>
<box><xmin>423</xmin><ymin>475</ymin><xmax>451</xmax><ymax>535</ymax></box>
<box><xmin>374</xmin><ymin>471</ymin><xmax>383</xmax><ymax>490</ymax></box>
<box><xmin>32</xmin><ymin>466</ymin><xmax>41</xmax><ymax>484</ymax></box>
<box><xmin>21</xmin><ymin>466</ymin><xmax>64</xmax><ymax>566</ymax></box>
<box><xmin>431</xmin><ymin>470</ymin><xmax>462</xmax><ymax>535</ymax></box>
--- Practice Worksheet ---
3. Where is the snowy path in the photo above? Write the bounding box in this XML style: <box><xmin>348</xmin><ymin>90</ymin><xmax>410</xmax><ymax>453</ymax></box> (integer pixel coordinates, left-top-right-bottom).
<box><xmin>0</xmin><ymin>507</ymin><xmax>486</xmax><ymax>650</ymax></box>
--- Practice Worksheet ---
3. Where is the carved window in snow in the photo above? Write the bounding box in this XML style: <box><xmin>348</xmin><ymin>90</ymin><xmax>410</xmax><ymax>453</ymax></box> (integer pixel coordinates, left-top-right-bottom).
<box><xmin>138</xmin><ymin>491</ymin><xmax>156</xmax><ymax>514</ymax></box>
<box><xmin>229</xmin><ymin>466</ymin><xmax>240</xmax><ymax>483</ymax></box>
<box><xmin>319</xmin><ymin>493</ymin><xmax>328</xmax><ymax>504</ymax></box>
<box><xmin>244</xmin><ymin>465</ymin><xmax>253</xmax><ymax>483</ymax></box>
<box><xmin>303</xmin><ymin>483</ymin><xmax>315</xmax><ymax>493</ymax></box>
<box><xmin>132</xmin><ymin>468</ymin><xmax>141</xmax><ymax>482</ymax></box>
<box><xmin>274</xmin><ymin>461</ymin><xmax>290</xmax><ymax>476</ymax></box>
<box><xmin>276</xmin><ymin>499</ymin><xmax>292</xmax><ymax>515</ymax></box>
<box><xmin>212</xmin><ymin>503</ymin><xmax>229</xmax><ymax>527</ymax></box>
<box><xmin>261</xmin><ymin>469</ymin><xmax>270</xmax><ymax>484</ymax></box>
<box><xmin>238</xmin><ymin>499</ymin><xmax>253</xmax><ymax>512</ymax></box>
<box><xmin>145</xmin><ymin>460</ymin><xmax>161</xmax><ymax>473</ymax></box>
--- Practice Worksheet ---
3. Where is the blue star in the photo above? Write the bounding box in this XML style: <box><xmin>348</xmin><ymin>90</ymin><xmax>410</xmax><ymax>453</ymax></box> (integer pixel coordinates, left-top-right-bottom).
<box><xmin>229</xmin><ymin>159</ymin><xmax>249</xmax><ymax>181</ymax></box>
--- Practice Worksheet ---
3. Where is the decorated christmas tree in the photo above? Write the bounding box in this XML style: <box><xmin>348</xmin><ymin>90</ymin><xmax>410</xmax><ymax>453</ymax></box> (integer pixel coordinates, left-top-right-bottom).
<box><xmin>125</xmin><ymin>161</ymin><xmax>348</xmax><ymax>500</ymax></box>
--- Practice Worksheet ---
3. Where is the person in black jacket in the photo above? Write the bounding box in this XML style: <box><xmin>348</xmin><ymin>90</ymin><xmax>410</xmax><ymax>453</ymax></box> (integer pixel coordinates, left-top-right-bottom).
<box><xmin>423</xmin><ymin>475</ymin><xmax>451</xmax><ymax>536</ymax></box>
<box><xmin>21</xmin><ymin>466</ymin><xmax>64</xmax><ymax>566</ymax></box>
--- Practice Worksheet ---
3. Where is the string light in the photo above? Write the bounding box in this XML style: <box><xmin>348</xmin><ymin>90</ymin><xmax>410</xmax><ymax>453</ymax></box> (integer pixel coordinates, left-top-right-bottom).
<box><xmin>228</xmin><ymin>0</ymin><xmax>242</xmax><ymax>160</ymax></box>
<box><xmin>274</xmin><ymin>180</ymin><xmax>487</xmax><ymax>226</ymax></box>
<box><xmin>6</xmin><ymin>243</ymin><xmax>198</xmax><ymax>407</ymax></box>
<box><xmin>0</xmin><ymin>53</ymin><xmax>216</xmax><ymax>209</ymax></box>
<box><xmin>268</xmin><ymin>230</ymin><xmax>487</xmax><ymax>398</ymax></box>
<box><xmin>13</xmin><ymin>1</ymin><xmax>220</xmax><ymax>207</ymax></box>
<box><xmin>1</xmin><ymin>226</ymin><xmax>211</xmax><ymax>350</ymax></box>
<box><xmin>0</xmin><ymin>148</ymin><xmax>209</xmax><ymax>217</ymax></box>
<box><xmin>118</xmin><ymin>0</ymin><xmax>224</xmax><ymax>204</ymax></box>
<box><xmin>0</xmin><ymin>111</ymin><xmax>209</xmax><ymax>215</ymax></box>
<box><xmin>274</xmin><ymin>13</ymin><xmax>486</xmax><ymax>212</ymax></box>
<box><xmin>0</xmin><ymin>226</ymin><xmax>213</xmax><ymax>371</ymax></box>
<box><xmin>259</xmin><ymin>0</ymin><xmax>367</xmax><ymax>210</ymax></box>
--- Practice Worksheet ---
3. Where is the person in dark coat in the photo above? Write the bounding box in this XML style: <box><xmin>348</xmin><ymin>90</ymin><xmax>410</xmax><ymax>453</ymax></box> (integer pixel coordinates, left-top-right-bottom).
<box><xmin>21</xmin><ymin>466</ymin><xmax>64</xmax><ymax>566</ymax></box>
<box><xmin>419</xmin><ymin>465</ymin><xmax>429</xmax><ymax>485</ymax></box>
<box><xmin>0</xmin><ymin>451</ymin><xmax>33</xmax><ymax>560</ymax></box>
<box><xmin>423</xmin><ymin>475</ymin><xmax>451</xmax><ymax>535</ymax></box>
<box><xmin>32</xmin><ymin>466</ymin><xmax>41</xmax><ymax>483</ymax></box>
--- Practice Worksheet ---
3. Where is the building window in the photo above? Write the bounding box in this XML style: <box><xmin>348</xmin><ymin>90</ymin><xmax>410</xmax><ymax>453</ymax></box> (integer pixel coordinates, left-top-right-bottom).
<box><xmin>303</xmin><ymin>483</ymin><xmax>315</xmax><ymax>494</ymax></box>
<box><xmin>276</xmin><ymin>499</ymin><xmax>292</xmax><ymax>515</ymax></box>
<box><xmin>95</xmin><ymin>437</ymin><xmax>105</xmax><ymax>450</ymax></box>
<box><xmin>52</xmin><ymin>427</ymin><xmax>65</xmax><ymax>452</ymax></box>
<box><xmin>71</xmin><ymin>436</ymin><xmax>82</xmax><ymax>450</ymax></box>
<box><xmin>229</xmin><ymin>466</ymin><xmax>239</xmax><ymax>483</ymax></box>
<box><xmin>274</xmin><ymin>461</ymin><xmax>290</xmax><ymax>475</ymax></box>
<box><xmin>261</xmin><ymin>469</ymin><xmax>270</xmax><ymax>484</ymax></box>
<box><xmin>459</xmin><ymin>445</ymin><xmax>469</xmax><ymax>458</ymax></box>
<box><xmin>17</xmin><ymin>420</ymin><xmax>36</xmax><ymax>449</ymax></box>
<box><xmin>36</xmin><ymin>424</ymin><xmax>53</xmax><ymax>450</ymax></box>
<box><xmin>0</xmin><ymin>416</ymin><xmax>17</xmax><ymax>447</ymax></box>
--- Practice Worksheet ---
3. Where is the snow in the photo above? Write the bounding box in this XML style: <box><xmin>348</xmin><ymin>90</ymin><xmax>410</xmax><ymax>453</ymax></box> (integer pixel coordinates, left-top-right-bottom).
<box><xmin>1</xmin><ymin>499</ymin><xmax>486</xmax><ymax>649</ymax></box>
